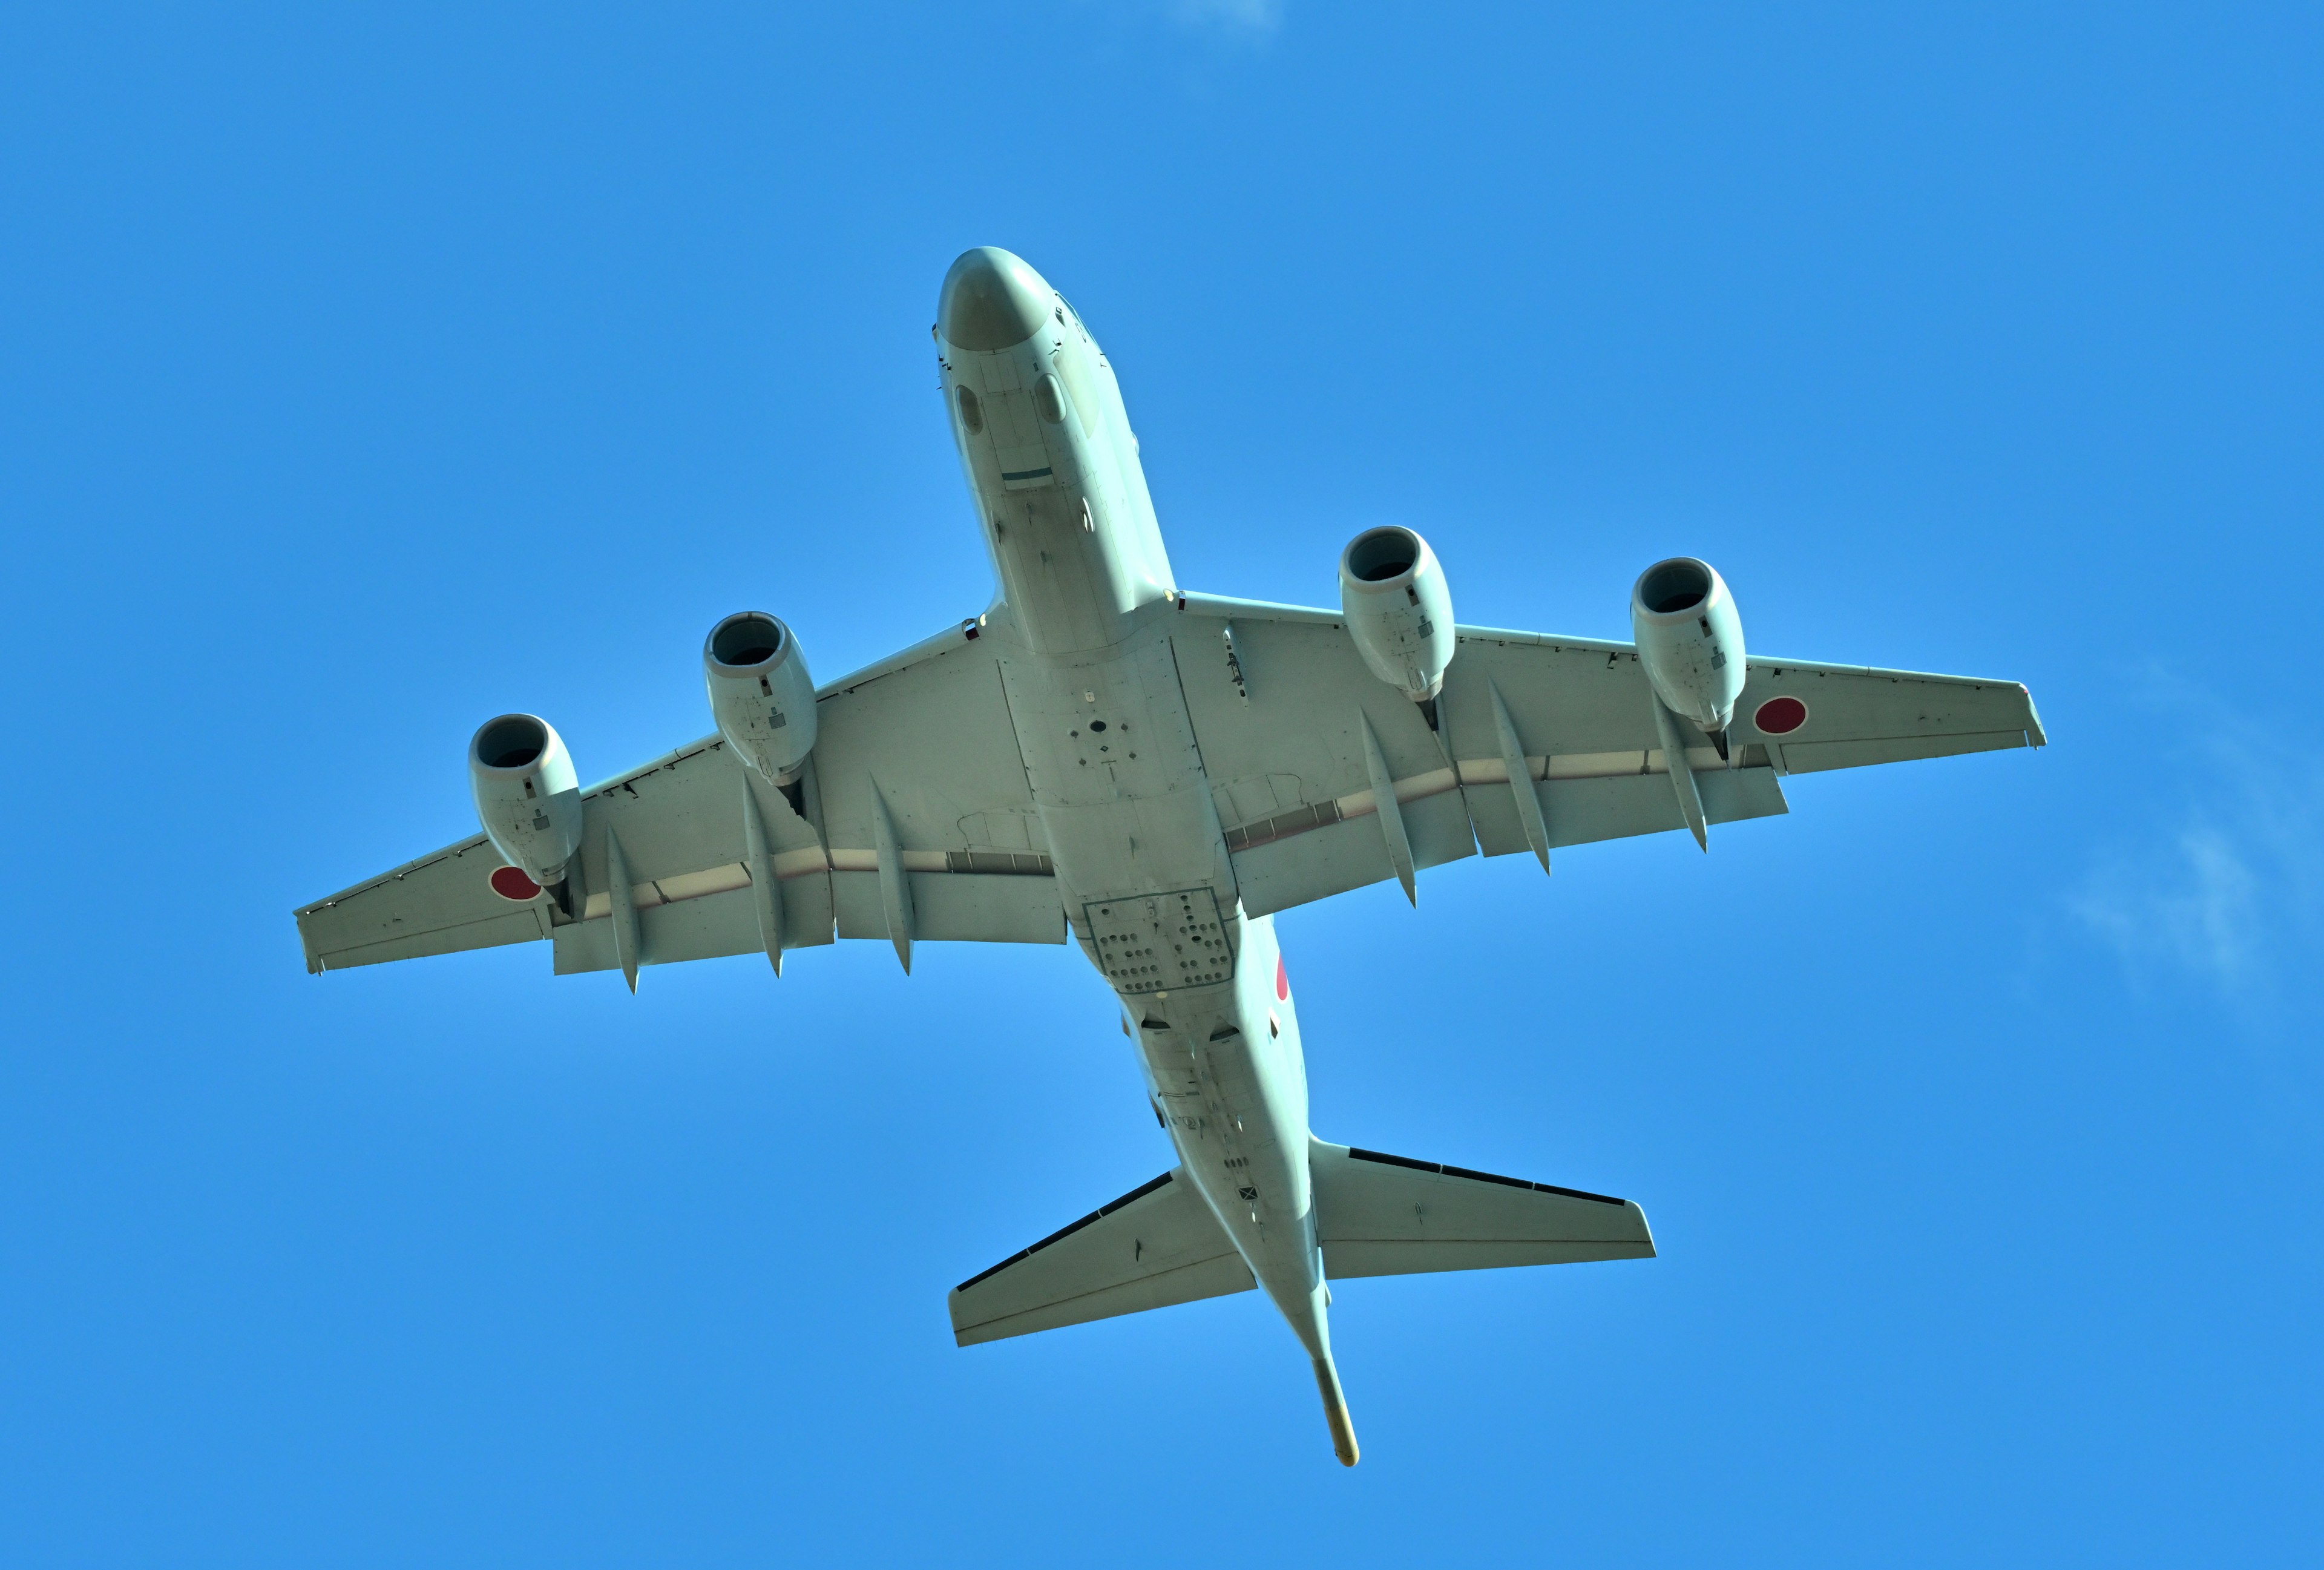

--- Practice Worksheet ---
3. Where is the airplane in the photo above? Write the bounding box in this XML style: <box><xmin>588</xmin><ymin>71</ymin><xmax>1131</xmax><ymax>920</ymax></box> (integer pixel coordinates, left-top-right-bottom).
<box><xmin>295</xmin><ymin>246</ymin><xmax>2045</xmax><ymax>1467</ymax></box>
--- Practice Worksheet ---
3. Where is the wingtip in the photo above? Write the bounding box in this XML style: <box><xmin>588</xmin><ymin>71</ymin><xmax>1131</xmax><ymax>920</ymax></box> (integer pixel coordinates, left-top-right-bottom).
<box><xmin>2022</xmin><ymin>687</ymin><xmax>2049</xmax><ymax>749</ymax></box>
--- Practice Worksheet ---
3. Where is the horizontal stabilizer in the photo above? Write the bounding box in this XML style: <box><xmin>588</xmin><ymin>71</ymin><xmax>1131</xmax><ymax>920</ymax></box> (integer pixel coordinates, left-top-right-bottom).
<box><xmin>1311</xmin><ymin>1140</ymin><xmax>1655</xmax><ymax>1278</ymax></box>
<box><xmin>948</xmin><ymin>1170</ymin><xmax>1252</xmax><ymax>1347</ymax></box>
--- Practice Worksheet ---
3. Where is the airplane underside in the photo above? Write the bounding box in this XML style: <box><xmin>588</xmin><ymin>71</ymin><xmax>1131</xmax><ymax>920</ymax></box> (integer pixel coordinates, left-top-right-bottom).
<box><xmin>295</xmin><ymin>245</ymin><xmax>2043</xmax><ymax>1468</ymax></box>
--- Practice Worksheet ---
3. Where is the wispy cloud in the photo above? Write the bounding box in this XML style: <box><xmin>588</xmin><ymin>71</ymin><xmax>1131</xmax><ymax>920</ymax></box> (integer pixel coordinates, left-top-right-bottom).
<box><xmin>2068</xmin><ymin>683</ymin><xmax>2324</xmax><ymax>1002</ymax></box>
<box><xmin>1168</xmin><ymin>0</ymin><xmax>1284</xmax><ymax>40</ymax></box>
<box><xmin>2071</xmin><ymin>819</ymin><xmax>2267</xmax><ymax>986</ymax></box>
<box><xmin>1066</xmin><ymin>0</ymin><xmax>1286</xmax><ymax>53</ymax></box>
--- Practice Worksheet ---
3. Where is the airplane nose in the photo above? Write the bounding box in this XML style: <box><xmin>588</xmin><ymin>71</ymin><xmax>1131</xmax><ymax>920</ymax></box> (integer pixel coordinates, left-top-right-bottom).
<box><xmin>939</xmin><ymin>248</ymin><xmax>1051</xmax><ymax>351</ymax></box>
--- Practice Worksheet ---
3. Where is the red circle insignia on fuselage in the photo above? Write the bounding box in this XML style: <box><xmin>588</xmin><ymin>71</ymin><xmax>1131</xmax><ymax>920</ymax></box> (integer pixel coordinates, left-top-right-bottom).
<box><xmin>490</xmin><ymin>865</ymin><xmax>542</xmax><ymax>901</ymax></box>
<box><xmin>1754</xmin><ymin>695</ymin><xmax>1809</xmax><ymax>735</ymax></box>
<box><xmin>1275</xmin><ymin>955</ymin><xmax>1289</xmax><ymax>1002</ymax></box>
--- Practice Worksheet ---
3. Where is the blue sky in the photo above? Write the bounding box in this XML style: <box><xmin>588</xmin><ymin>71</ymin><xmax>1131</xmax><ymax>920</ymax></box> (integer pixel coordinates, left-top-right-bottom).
<box><xmin>4</xmin><ymin>3</ymin><xmax>2319</xmax><ymax>1564</ymax></box>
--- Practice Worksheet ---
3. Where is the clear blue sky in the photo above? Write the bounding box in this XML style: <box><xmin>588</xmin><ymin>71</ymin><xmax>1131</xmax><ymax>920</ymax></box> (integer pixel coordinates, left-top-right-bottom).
<box><xmin>4</xmin><ymin>4</ymin><xmax>2319</xmax><ymax>1565</ymax></box>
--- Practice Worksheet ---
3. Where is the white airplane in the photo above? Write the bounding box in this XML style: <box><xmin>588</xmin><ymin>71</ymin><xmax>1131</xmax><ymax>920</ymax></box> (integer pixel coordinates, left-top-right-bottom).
<box><xmin>297</xmin><ymin>248</ymin><xmax>2044</xmax><ymax>1466</ymax></box>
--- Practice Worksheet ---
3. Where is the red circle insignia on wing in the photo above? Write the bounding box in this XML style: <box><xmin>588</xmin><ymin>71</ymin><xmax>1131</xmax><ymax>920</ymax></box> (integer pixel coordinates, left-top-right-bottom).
<box><xmin>489</xmin><ymin>865</ymin><xmax>542</xmax><ymax>901</ymax></box>
<box><xmin>1753</xmin><ymin>696</ymin><xmax>1809</xmax><ymax>735</ymax></box>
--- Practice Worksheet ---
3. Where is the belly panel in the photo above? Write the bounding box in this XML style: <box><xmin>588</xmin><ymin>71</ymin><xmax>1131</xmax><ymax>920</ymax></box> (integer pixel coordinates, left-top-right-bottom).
<box><xmin>1129</xmin><ymin>914</ymin><xmax>1317</xmax><ymax>1312</ymax></box>
<box><xmin>997</xmin><ymin>630</ymin><xmax>1234</xmax><ymax>911</ymax></box>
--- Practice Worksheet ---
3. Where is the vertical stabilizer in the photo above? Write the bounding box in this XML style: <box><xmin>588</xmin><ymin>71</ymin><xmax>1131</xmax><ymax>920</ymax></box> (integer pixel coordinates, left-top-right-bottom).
<box><xmin>1313</xmin><ymin>1357</ymin><xmax>1360</xmax><ymax>1467</ymax></box>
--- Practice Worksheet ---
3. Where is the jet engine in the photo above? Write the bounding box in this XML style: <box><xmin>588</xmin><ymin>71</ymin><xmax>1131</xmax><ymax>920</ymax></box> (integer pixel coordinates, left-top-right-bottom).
<box><xmin>1630</xmin><ymin>556</ymin><xmax>1745</xmax><ymax>736</ymax></box>
<box><xmin>704</xmin><ymin>611</ymin><xmax>818</xmax><ymax>784</ymax></box>
<box><xmin>469</xmin><ymin>713</ymin><xmax>584</xmax><ymax>892</ymax></box>
<box><xmin>1339</xmin><ymin>525</ymin><xmax>1455</xmax><ymax>702</ymax></box>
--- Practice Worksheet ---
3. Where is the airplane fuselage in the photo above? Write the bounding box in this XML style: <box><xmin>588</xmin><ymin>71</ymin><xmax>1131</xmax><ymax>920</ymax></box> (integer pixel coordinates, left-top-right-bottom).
<box><xmin>934</xmin><ymin>249</ymin><xmax>1351</xmax><ymax>1450</ymax></box>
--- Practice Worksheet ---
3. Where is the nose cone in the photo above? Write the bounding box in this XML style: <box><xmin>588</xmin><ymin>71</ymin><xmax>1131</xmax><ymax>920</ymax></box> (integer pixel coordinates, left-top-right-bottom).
<box><xmin>939</xmin><ymin>248</ymin><xmax>1051</xmax><ymax>351</ymax></box>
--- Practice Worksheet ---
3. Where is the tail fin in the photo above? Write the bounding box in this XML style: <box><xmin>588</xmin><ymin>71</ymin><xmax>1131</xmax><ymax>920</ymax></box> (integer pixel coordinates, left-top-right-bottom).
<box><xmin>948</xmin><ymin>1168</ymin><xmax>1253</xmax><ymax>1346</ymax></box>
<box><xmin>1313</xmin><ymin>1356</ymin><xmax>1360</xmax><ymax>1467</ymax></box>
<box><xmin>1310</xmin><ymin>1140</ymin><xmax>1655</xmax><ymax>1278</ymax></box>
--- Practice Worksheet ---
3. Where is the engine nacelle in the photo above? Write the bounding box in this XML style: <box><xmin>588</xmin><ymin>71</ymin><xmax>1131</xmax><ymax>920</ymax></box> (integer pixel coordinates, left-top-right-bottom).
<box><xmin>469</xmin><ymin>713</ymin><xmax>584</xmax><ymax>890</ymax></box>
<box><xmin>1630</xmin><ymin>556</ymin><xmax>1745</xmax><ymax>734</ymax></box>
<box><xmin>704</xmin><ymin>611</ymin><xmax>817</xmax><ymax>784</ymax></box>
<box><xmin>1339</xmin><ymin>525</ymin><xmax>1455</xmax><ymax>701</ymax></box>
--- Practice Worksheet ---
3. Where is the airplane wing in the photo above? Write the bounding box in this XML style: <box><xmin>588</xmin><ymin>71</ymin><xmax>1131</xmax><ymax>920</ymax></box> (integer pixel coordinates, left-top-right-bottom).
<box><xmin>299</xmin><ymin>596</ymin><xmax>2044</xmax><ymax>973</ymax></box>
<box><xmin>948</xmin><ymin>1169</ymin><xmax>1254</xmax><ymax>1346</ymax></box>
<box><xmin>295</xmin><ymin>620</ymin><xmax>1063</xmax><ymax>977</ymax></box>
<box><xmin>1169</xmin><ymin>592</ymin><xmax>2046</xmax><ymax>917</ymax></box>
<box><xmin>1308</xmin><ymin>1141</ymin><xmax>1655</xmax><ymax>1277</ymax></box>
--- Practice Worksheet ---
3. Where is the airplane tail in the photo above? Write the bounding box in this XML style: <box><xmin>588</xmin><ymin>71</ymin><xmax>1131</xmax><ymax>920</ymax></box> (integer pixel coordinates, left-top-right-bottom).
<box><xmin>945</xmin><ymin>1148</ymin><xmax>1653</xmax><ymax>1347</ymax></box>
<box><xmin>1313</xmin><ymin>1355</ymin><xmax>1360</xmax><ymax>1467</ymax></box>
<box><xmin>946</xmin><ymin>1144</ymin><xmax>1651</xmax><ymax>1464</ymax></box>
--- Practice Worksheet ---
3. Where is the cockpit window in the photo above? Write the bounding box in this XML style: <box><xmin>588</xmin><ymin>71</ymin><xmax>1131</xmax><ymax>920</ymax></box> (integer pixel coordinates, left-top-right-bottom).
<box><xmin>956</xmin><ymin>385</ymin><xmax>984</xmax><ymax>436</ymax></box>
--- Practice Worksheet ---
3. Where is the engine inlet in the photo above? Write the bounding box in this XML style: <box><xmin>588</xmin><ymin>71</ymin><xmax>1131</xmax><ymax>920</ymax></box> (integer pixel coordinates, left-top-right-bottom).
<box><xmin>1636</xmin><ymin>558</ymin><xmax>1712</xmax><ymax>616</ymax></box>
<box><xmin>473</xmin><ymin>714</ymin><xmax>548</xmax><ymax>771</ymax></box>
<box><xmin>708</xmin><ymin>613</ymin><xmax>786</xmax><ymax>671</ymax></box>
<box><xmin>1344</xmin><ymin>527</ymin><xmax>1422</xmax><ymax>584</ymax></box>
